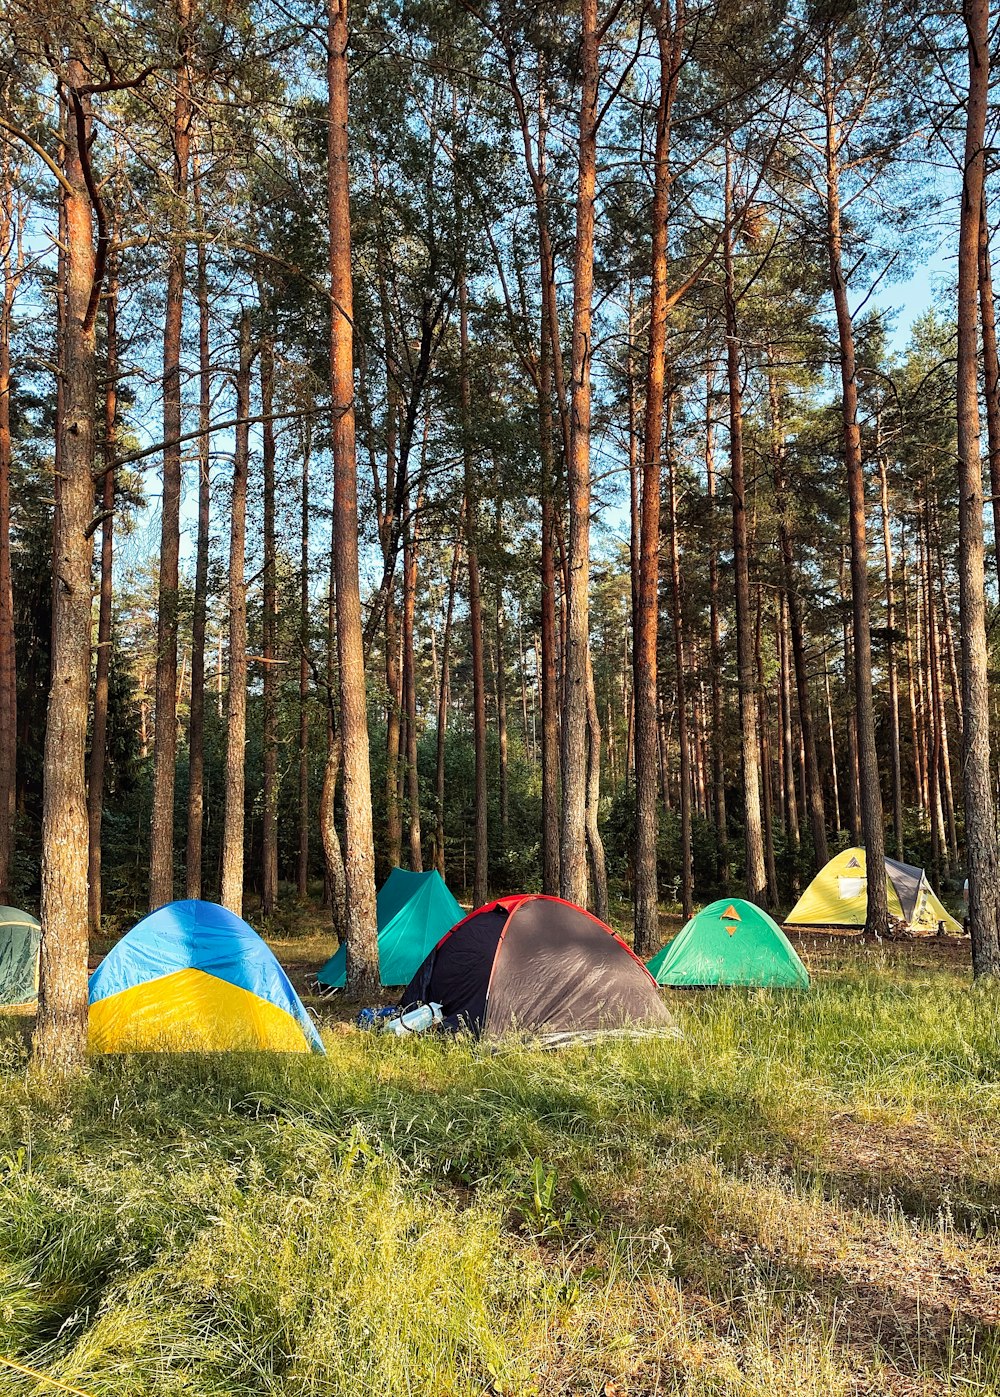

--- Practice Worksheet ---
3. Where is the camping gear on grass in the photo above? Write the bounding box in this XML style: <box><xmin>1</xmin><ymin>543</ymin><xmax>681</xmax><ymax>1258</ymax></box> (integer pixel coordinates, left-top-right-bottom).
<box><xmin>317</xmin><ymin>867</ymin><xmax>464</xmax><ymax>990</ymax></box>
<box><xmin>382</xmin><ymin>1002</ymin><xmax>444</xmax><ymax>1035</ymax></box>
<box><xmin>88</xmin><ymin>899</ymin><xmax>324</xmax><ymax>1053</ymax></box>
<box><xmin>399</xmin><ymin>894</ymin><xmax>679</xmax><ymax>1042</ymax></box>
<box><xmin>785</xmin><ymin>847</ymin><xmax>961</xmax><ymax>934</ymax></box>
<box><xmin>0</xmin><ymin>908</ymin><xmax>41</xmax><ymax>1006</ymax></box>
<box><xmin>647</xmin><ymin>898</ymin><xmax>809</xmax><ymax>988</ymax></box>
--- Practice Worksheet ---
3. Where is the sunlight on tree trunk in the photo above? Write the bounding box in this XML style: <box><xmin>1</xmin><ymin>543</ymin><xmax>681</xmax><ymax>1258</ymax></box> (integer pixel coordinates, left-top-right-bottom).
<box><xmin>328</xmin><ymin>0</ymin><xmax>378</xmax><ymax>994</ymax></box>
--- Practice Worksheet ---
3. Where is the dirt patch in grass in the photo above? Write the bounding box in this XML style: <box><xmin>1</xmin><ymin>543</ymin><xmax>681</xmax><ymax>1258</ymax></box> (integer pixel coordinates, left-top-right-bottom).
<box><xmin>792</xmin><ymin>1112</ymin><xmax>1000</xmax><ymax>1234</ymax></box>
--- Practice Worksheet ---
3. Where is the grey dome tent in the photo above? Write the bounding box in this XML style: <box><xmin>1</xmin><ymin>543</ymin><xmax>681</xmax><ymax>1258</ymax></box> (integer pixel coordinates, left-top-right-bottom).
<box><xmin>399</xmin><ymin>894</ymin><xmax>679</xmax><ymax>1043</ymax></box>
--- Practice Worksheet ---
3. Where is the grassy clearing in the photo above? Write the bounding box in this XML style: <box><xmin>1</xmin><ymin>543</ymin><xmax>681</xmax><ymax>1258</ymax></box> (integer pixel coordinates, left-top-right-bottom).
<box><xmin>1</xmin><ymin>940</ymin><xmax>999</xmax><ymax>1394</ymax></box>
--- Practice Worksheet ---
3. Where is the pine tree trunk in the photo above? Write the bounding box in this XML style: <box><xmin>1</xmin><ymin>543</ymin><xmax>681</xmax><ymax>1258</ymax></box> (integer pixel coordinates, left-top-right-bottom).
<box><xmin>876</xmin><ymin>437</ymin><xmax>904</xmax><ymax>859</ymax></box>
<box><xmin>560</xmin><ymin>0</ymin><xmax>599</xmax><ymax>908</ymax></box>
<box><xmin>723</xmin><ymin>149</ymin><xmax>767</xmax><ymax>905</ymax></box>
<box><xmin>705</xmin><ymin>369</ymin><xmax>729</xmax><ymax>886</ymax></box>
<box><xmin>0</xmin><ymin>147</ymin><xmax>20</xmax><ymax>903</ymax></box>
<box><xmin>319</xmin><ymin>731</ymin><xmax>347</xmax><ymax>945</ymax></box>
<box><xmin>824</xmin><ymin>39</ymin><xmax>888</xmax><ymax>937</ymax></box>
<box><xmin>329</xmin><ymin>0</ymin><xmax>379</xmax><ymax>994</ymax></box>
<box><xmin>755</xmin><ymin>593</ymin><xmax>779</xmax><ymax>908</ymax></box>
<box><xmin>900</xmin><ymin>528</ymin><xmax>925</xmax><ymax>817</ymax></box>
<box><xmin>585</xmin><ymin>648</ymin><xmax>610</xmax><ymax>923</ymax></box>
<box><xmin>666</xmin><ymin>398</ymin><xmax>693</xmax><ymax>918</ymax></box>
<box><xmin>219</xmin><ymin>312</ymin><xmax>252</xmax><ymax>916</ymax></box>
<box><xmin>633</xmin><ymin>0</ymin><xmax>682</xmax><ymax>953</ymax></box>
<box><xmin>86</xmin><ymin>257</ymin><xmax>117</xmax><ymax>931</ymax></box>
<box><xmin>978</xmin><ymin>191</ymin><xmax>1000</xmax><ymax>592</ymax></box>
<box><xmin>459</xmin><ymin>270</ymin><xmax>488</xmax><ymax>907</ymax></box>
<box><xmin>260</xmin><ymin>325</ymin><xmax>279</xmax><ymax>916</ymax></box>
<box><xmin>823</xmin><ymin>656</ymin><xmax>842</xmax><ymax>833</ymax></box>
<box><xmin>778</xmin><ymin>597</ymin><xmax>801</xmax><ymax>891</ymax></box>
<box><xmin>769</xmin><ymin>354</ymin><xmax>827</xmax><ymax>867</ymax></box>
<box><xmin>149</xmin><ymin>0</ymin><xmax>193</xmax><ymax>910</ymax></box>
<box><xmin>185</xmin><ymin>155</ymin><xmax>211</xmax><ymax>900</ymax></box>
<box><xmin>384</xmin><ymin>593</ymin><xmax>402</xmax><ymax>874</ymax></box>
<box><xmin>539</xmin><ymin>296</ymin><xmax>561</xmax><ymax>894</ymax></box>
<box><xmin>402</xmin><ymin>485</ymin><xmax>422</xmax><ymax>871</ymax></box>
<box><xmin>434</xmin><ymin>523</ymin><xmax>462</xmax><ymax>878</ymax></box>
<box><xmin>382</xmin><ymin>335</ymin><xmax>402</xmax><ymax>876</ymax></box>
<box><xmin>494</xmin><ymin>525</ymin><xmax>509</xmax><ymax>848</ymax></box>
<box><xmin>838</xmin><ymin>554</ymin><xmax>863</xmax><ymax>846</ymax></box>
<box><xmin>929</xmin><ymin>499</ymin><xmax>961</xmax><ymax>868</ymax></box>
<box><xmin>297</xmin><ymin>427</ymin><xmax>311</xmax><ymax>901</ymax></box>
<box><xmin>35</xmin><ymin>64</ymin><xmax>97</xmax><ymax>1070</ymax></box>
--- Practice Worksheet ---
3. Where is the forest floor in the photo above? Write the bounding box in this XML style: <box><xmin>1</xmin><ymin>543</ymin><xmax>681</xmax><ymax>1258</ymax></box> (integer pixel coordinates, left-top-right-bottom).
<box><xmin>1</xmin><ymin>924</ymin><xmax>998</xmax><ymax>1395</ymax></box>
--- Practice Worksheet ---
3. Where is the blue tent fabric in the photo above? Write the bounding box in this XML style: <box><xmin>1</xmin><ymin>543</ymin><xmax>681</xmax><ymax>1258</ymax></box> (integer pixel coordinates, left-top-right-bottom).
<box><xmin>89</xmin><ymin>899</ymin><xmax>323</xmax><ymax>1051</ymax></box>
<box><xmin>317</xmin><ymin>868</ymin><xmax>464</xmax><ymax>988</ymax></box>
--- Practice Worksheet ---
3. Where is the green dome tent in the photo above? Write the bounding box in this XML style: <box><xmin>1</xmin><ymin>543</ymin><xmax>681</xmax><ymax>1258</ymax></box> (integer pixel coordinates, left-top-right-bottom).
<box><xmin>0</xmin><ymin>908</ymin><xmax>41</xmax><ymax>1006</ymax></box>
<box><xmin>316</xmin><ymin>868</ymin><xmax>464</xmax><ymax>989</ymax></box>
<box><xmin>647</xmin><ymin>898</ymin><xmax>809</xmax><ymax>989</ymax></box>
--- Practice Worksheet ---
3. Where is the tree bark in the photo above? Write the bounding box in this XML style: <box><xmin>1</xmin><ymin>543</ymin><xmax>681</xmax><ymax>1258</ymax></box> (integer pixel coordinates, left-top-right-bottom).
<box><xmin>823</xmin><ymin>656</ymin><xmax>841</xmax><ymax>834</ymax></box>
<box><xmin>35</xmin><ymin>65</ymin><xmax>99</xmax><ymax>1069</ymax></box>
<box><xmin>382</xmin><ymin>320</ymin><xmax>402</xmax><ymax>876</ymax></box>
<box><xmin>769</xmin><ymin>353</ymin><xmax>827</xmax><ymax>868</ymax></box>
<box><xmin>824</xmin><ymin>36</ymin><xmax>888</xmax><ymax>937</ymax></box>
<box><xmin>755</xmin><ymin>592</ymin><xmax>779</xmax><ymax>907</ymax></box>
<box><xmin>185</xmin><ymin>154</ymin><xmax>211</xmax><ymax>900</ymax></box>
<box><xmin>539</xmin><ymin>283</ymin><xmax>561</xmax><ymax>894</ymax></box>
<box><xmin>633</xmin><ymin>0</ymin><xmax>683</xmax><ymax>953</ymax></box>
<box><xmin>723</xmin><ymin>148</ymin><xmax>767</xmax><ymax>906</ymax></box>
<box><xmin>402</xmin><ymin>483</ymin><xmax>422</xmax><ymax>870</ymax></box>
<box><xmin>459</xmin><ymin>267</ymin><xmax>488</xmax><ymax>907</ymax></box>
<box><xmin>260</xmin><ymin>322</ymin><xmax>279</xmax><ymax>916</ymax></box>
<box><xmin>0</xmin><ymin>144</ymin><xmax>20</xmax><ymax>903</ymax></box>
<box><xmin>320</xmin><ymin>733</ymin><xmax>347</xmax><ymax>945</ymax></box>
<box><xmin>900</xmin><ymin>526</ymin><xmax>925</xmax><ymax>817</ymax></box>
<box><xmin>978</xmin><ymin>191</ymin><xmax>1000</xmax><ymax>593</ymax></box>
<box><xmin>839</xmin><ymin>550</ymin><xmax>863</xmax><ymax>846</ymax></box>
<box><xmin>385</xmin><ymin>591</ymin><xmax>402</xmax><ymax>873</ymax></box>
<box><xmin>705</xmin><ymin>368</ymin><xmax>729</xmax><ymax>886</ymax></box>
<box><xmin>666</xmin><ymin>390</ymin><xmax>693</xmax><ymax>918</ymax></box>
<box><xmin>494</xmin><ymin>507</ymin><xmax>510</xmax><ymax>847</ymax></box>
<box><xmin>149</xmin><ymin>0</ymin><xmax>193</xmax><ymax>910</ymax></box>
<box><xmin>876</xmin><ymin>433</ymin><xmax>904</xmax><ymax>860</ymax></box>
<box><xmin>297</xmin><ymin>425</ymin><xmax>311</xmax><ymax>901</ymax></box>
<box><xmin>560</xmin><ymin>0</ymin><xmax>599</xmax><ymax>908</ymax></box>
<box><xmin>86</xmin><ymin>256</ymin><xmax>117</xmax><ymax>931</ymax></box>
<box><xmin>585</xmin><ymin>648</ymin><xmax>610</xmax><ymax>923</ymax></box>
<box><xmin>328</xmin><ymin>0</ymin><xmax>379</xmax><ymax>995</ymax></box>
<box><xmin>219</xmin><ymin>311</ymin><xmax>252</xmax><ymax>916</ymax></box>
<box><xmin>778</xmin><ymin>597</ymin><xmax>801</xmax><ymax>891</ymax></box>
<box><xmin>434</xmin><ymin>523</ymin><xmax>462</xmax><ymax>878</ymax></box>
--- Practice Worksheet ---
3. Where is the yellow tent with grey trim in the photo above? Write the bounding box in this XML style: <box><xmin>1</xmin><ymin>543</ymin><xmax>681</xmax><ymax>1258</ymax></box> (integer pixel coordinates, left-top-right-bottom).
<box><xmin>785</xmin><ymin>847</ymin><xmax>961</xmax><ymax>933</ymax></box>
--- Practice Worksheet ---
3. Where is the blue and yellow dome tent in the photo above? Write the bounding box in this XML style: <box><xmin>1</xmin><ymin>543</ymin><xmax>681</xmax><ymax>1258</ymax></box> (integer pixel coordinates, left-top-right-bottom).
<box><xmin>89</xmin><ymin>900</ymin><xmax>324</xmax><ymax>1053</ymax></box>
<box><xmin>316</xmin><ymin>867</ymin><xmax>464</xmax><ymax>989</ymax></box>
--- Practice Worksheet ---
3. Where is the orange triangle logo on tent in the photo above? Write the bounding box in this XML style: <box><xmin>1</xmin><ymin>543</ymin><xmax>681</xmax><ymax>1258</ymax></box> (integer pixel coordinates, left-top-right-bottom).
<box><xmin>721</xmin><ymin>905</ymin><xmax>741</xmax><ymax>922</ymax></box>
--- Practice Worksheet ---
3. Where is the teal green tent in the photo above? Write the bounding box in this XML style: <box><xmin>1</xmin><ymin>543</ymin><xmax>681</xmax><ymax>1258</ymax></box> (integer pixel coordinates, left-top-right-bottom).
<box><xmin>0</xmin><ymin>908</ymin><xmax>41</xmax><ymax>1006</ymax></box>
<box><xmin>647</xmin><ymin>898</ymin><xmax>809</xmax><ymax>989</ymax></box>
<box><xmin>317</xmin><ymin>868</ymin><xmax>464</xmax><ymax>989</ymax></box>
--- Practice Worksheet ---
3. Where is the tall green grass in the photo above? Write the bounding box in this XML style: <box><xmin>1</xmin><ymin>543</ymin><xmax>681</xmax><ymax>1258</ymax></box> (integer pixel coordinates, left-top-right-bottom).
<box><xmin>1</xmin><ymin>951</ymin><xmax>999</xmax><ymax>1394</ymax></box>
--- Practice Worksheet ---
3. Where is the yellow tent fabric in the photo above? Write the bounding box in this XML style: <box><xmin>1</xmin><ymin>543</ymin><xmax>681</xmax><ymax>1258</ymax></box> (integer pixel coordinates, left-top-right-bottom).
<box><xmin>89</xmin><ymin>967</ymin><xmax>315</xmax><ymax>1053</ymax></box>
<box><xmin>87</xmin><ymin>900</ymin><xmax>323</xmax><ymax>1054</ymax></box>
<box><xmin>786</xmin><ymin>847</ymin><xmax>961</xmax><ymax>933</ymax></box>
